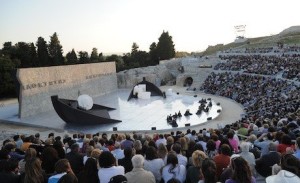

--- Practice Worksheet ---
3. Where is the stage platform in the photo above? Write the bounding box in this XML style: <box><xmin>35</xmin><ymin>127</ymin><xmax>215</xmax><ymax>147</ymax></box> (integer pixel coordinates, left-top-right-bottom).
<box><xmin>0</xmin><ymin>88</ymin><xmax>245</xmax><ymax>134</ymax></box>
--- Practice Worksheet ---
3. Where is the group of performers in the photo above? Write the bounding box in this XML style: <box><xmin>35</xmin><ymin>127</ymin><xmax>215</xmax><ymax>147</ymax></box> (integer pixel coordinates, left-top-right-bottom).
<box><xmin>196</xmin><ymin>98</ymin><xmax>212</xmax><ymax>114</ymax></box>
<box><xmin>166</xmin><ymin>98</ymin><xmax>213</xmax><ymax>128</ymax></box>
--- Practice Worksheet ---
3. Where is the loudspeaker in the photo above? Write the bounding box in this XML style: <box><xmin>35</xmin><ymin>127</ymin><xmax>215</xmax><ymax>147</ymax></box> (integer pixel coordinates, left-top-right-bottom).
<box><xmin>207</xmin><ymin>117</ymin><xmax>212</xmax><ymax>120</ymax></box>
<box><xmin>151</xmin><ymin>127</ymin><xmax>156</xmax><ymax>130</ymax></box>
<box><xmin>217</xmin><ymin>102</ymin><xmax>220</xmax><ymax>106</ymax></box>
<box><xmin>185</xmin><ymin>123</ymin><xmax>190</xmax><ymax>127</ymax></box>
<box><xmin>177</xmin><ymin>92</ymin><xmax>179</xmax><ymax>95</ymax></box>
<box><xmin>113</xmin><ymin>127</ymin><xmax>117</xmax><ymax>131</ymax></box>
<box><xmin>217</xmin><ymin>109</ymin><xmax>221</xmax><ymax>113</ymax></box>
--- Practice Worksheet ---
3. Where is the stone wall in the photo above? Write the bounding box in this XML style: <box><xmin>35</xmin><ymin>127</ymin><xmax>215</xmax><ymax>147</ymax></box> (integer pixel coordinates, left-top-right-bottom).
<box><xmin>117</xmin><ymin>65</ymin><xmax>175</xmax><ymax>88</ymax></box>
<box><xmin>17</xmin><ymin>62</ymin><xmax>117</xmax><ymax>118</ymax></box>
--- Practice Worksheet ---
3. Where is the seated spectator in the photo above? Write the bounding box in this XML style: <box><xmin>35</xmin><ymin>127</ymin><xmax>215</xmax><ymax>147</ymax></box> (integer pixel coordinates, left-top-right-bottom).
<box><xmin>206</xmin><ymin>139</ymin><xmax>217</xmax><ymax>158</ymax></box>
<box><xmin>277</xmin><ymin>134</ymin><xmax>295</xmax><ymax>154</ymax></box>
<box><xmin>255</xmin><ymin>142</ymin><xmax>281</xmax><ymax>177</ymax></box>
<box><xmin>171</xmin><ymin>143</ymin><xmax>187</xmax><ymax>167</ymax></box>
<box><xmin>53</xmin><ymin>140</ymin><xmax>65</xmax><ymax>159</ymax></box>
<box><xmin>19</xmin><ymin>157</ymin><xmax>48</xmax><ymax>183</ymax></box>
<box><xmin>157</xmin><ymin>143</ymin><xmax>168</xmax><ymax>160</ymax></box>
<box><xmin>186</xmin><ymin>150</ymin><xmax>207</xmax><ymax>183</ymax></box>
<box><xmin>83</xmin><ymin>145</ymin><xmax>94</xmax><ymax>164</ymax></box>
<box><xmin>227</xmin><ymin>131</ymin><xmax>239</xmax><ymax>153</ymax></box>
<box><xmin>125</xmin><ymin>154</ymin><xmax>155</xmax><ymax>183</ymax></box>
<box><xmin>0</xmin><ymin>158</ymin><xmax>20</xmax><ymax>183</ymax></box>
<box><xmin>118</xmin><ymin>148</ymin><xmax>133</xmax><ymax>173</ymax></box>
<box><xmin>112</xmin><ymin>142</ymin><xmax>124</xmax><ymax>160</ymax></box>
<box><xmin>144</xmin><ymin>146</ymin><xmax>164</xmax><ymax>183</ymax></box>
<box><xmin>200</xmin><ymin>158</ymin><xmax>217</xmax><ymax>183</ymax></box>
<box><xmin>98</xmin><ymin>151</ymin><xmax>124</xmax><ymax>183</ymax></box>
<box><xmin>239</xmin><ymin>142</ymin><xmax>256</xmax><ymax>176</ymax></box>
<box><xmin>48</xmin><ymin>159</ymin><xmax>78</xmax><ymax>183</ymax></box>
<box><xmin>156</xmin><ymin>134</ymin><xmax>167</xmax><ymax>147</ymax></box>
<box><xmin>162</xmin><ymin>152</ymin><xmax>186</xmax><ymax>183</ymax></box>
<box><xmin>20</xmin><ymin>137</ymin><xmax>32</xmax><ymax>152</ymax></box>
<box><xmin>214</xmin><ymin>144</ymin><xmax>231</xmax><ymax>180</ymax></box>
<box><xmin>133</xmin><ymin>140</ymin><xmax>143</xmax><ymax>155</ymax></box>
<box><xmin>166</xmin><ymin>136</ymin><xmax>174</xmax><ymax>152</ymax></box>
<box><xmin>18</xmin><ymin>148</ymin><xmax>37</xmax><ymax>174</ymax></box>
<box><xmin>41</xmin><ymin>146</ymin><xmax>60</xmax><ymax>175</ymax></box>
<box><xmin>254</xmin><ymin>132</ymin><xmax>274</xmax><ymax>156</ymax></box>
<box><xmin>65</xmin><ymin>143</ymin><xmax>84</xmax><ymax>177</ymax></box>
<box><xmin>225</xmin><ymin>157</ymin><xmax>256</xmax><ymax>183</ymax></box>
<box><xmin>121</xmin><ymin>134</ymin><xmax>133</xmax><ymax>150</ymax></box>
<box><xmin>77</xmin><ymin>158</ymin><xmax>99</xmax><ymax>183</ymax></box>
<box><xmin>4</xmin><ymin>143</ymin><xmax>24</xmax><ymax>161</ymax></box>
<box><xmin>13</xmin><ymin>135</ymin><xmax>23</xmax><ymax>149</ymax></box>
<box><xmin>294</xmin><ymin>137</ymin><xmax>300</xmax><ymax>159</ymax></box>
<box><xmin>266</xmin><ymin>154</ymin><xmax>300</xmax><ymax>183</ymax></box>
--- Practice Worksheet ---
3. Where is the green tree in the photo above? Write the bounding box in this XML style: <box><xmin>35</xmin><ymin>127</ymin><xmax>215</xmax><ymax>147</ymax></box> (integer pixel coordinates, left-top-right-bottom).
<box><xmin>36</xmin><ymin>37</ymin><xmax>49</xmax><ymax>66</ymax></box>
<box><xmin>149</xmin><ymin>42</ymin><xmax>159</xmax><ymax>65</ymax></box>
<box><xmin>133</xmin><ymin>51</ymin><xmax>150</xmax><ymax>67</ymax></box>
<box><xmin>2</xmin><ymin>42</ymin><xmax>16</xmax><ymax>58</ymax></box>
<box><xmin>29</xmin><ymin>43</ymin><xmax>38</xmax><ymax>67</ymax></box>
<box><xmin>48</xmin><ymin>32</ymin><xmax>64</xmax><ymax>66</ymax></box>
<box><xmin>78</xmin><ymin>51</ymin><xmax>89</xmax><ymax>63</ymax></box>
<box><xmin>98</xmin><ymin>52</ymin><xmax>105</xmax><ymax>62</ymax></box>
<box><xmin>131</xmin><ymin>42</ymin><xmax>139</xmax><ymax>55</ymax></box>
<box><xmin>0</xmin><ymin>56</ymin><xmax>16</xmax><ymax>97</ymax></box>
<box><xmin>15</xmin><ymin>42</ymin><xmax>32</xmax><ymax>68</ymax></box>
<box><xmin>90</xmin><ymin>48</ymin><xmax>99</xmax><ymax>62</ymax></box>
<box><xmin>156</xmin><ymin>31</ymin><xmax>175</xmax><ymax>60</ymax></box>
<box><xmin>66</xmin><ymin>49</ymin><xmax>78</xmax><ymax>64</ymax></box>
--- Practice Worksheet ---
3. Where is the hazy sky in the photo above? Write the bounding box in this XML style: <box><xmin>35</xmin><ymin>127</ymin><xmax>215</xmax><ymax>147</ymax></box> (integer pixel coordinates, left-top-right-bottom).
<box><xmin>0</xmin><ymin>0</ymin><xmax>299</xmax><ymax>54</ymax></box>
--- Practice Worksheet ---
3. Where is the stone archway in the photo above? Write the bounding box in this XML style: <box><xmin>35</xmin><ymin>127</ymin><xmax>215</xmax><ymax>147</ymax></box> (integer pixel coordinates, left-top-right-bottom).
<box><xmin>184</xmin><ymin>77</ymin><xmax>193</xmax><ymax>87</ymax></box>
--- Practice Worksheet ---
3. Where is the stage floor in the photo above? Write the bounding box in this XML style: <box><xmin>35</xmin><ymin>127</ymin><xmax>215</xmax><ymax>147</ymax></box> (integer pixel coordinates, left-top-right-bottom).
<box><xmin>0</xmin><ymin>88</ymin><xmax>244</xmax><ymax>134</ymax></box>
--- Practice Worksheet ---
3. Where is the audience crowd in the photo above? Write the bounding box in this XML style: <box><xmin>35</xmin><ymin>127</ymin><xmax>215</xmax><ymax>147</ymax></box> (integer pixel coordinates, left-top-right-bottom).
<box><xmin>216</xmin><ymin>45</ymin><xmax>300</xmax><ymax>81</ymax></box>
<box><xmin>0</xmin><ymin>45</ymin><xmax>300</xmax><ymax>183</ymax></box>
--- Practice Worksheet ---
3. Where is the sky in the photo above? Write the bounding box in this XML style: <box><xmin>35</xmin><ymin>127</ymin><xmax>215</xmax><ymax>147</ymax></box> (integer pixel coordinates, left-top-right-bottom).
<box><xmin>0</xmin><ymin>0</ymin><xmax>299</xmax><ymax>55</ymax></box>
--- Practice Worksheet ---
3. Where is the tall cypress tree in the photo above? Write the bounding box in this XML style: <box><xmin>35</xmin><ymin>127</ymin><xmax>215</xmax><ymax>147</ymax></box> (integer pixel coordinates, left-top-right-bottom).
<box><xmin>66</xmin><ymin>49</ymin><xmax>78</xmax><ymax>64</ymax></box>
<box><xmin>149</xmin><ymin>42</ymin><xmax>159</xmax><ymax>65</ymax></box>
<box><xmin>156</xmin><ymin>31</ymin><xmax>175</xmax><ymax>60</ymax></box>
<box><xmin>90</xmin><ymin>48</ymin><xmax>99</xmax><ymax>62</ymax></box>
<box><xmin>29</xmin><ymin>43</ymin><xmax>38</xmax><ymax>67</ymax></box>
<box><xmin>48</xmin><ymin>32</ymin><xmax>64</xmax><ymax>66</ymax></box>
<box><xmin>36</xmin><ymin>37</ymin><xmax>49</xmax><ymax>67</ymax></box>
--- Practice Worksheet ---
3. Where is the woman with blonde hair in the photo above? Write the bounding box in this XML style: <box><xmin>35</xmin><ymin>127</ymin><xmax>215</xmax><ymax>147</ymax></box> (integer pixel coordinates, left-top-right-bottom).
<box><xmin>166</xmin><ymin>136</ymin><xmax>174</xmax><ymax>151</ymax></box>
<box><xmin>157</xmin><ymin>143</ymin><xmax>168</xmax><ymax>160</ymax></box>
<box><xmin>186</xmin><ymin>150</ymin><xmax>207</xmax><ymax>183</ymax></box>
<box><xmin>20</xmin><ymin>157</ymin><xmax>48</xmax><ymax>183</ymax></box>
<box><xmin>19</xmin><ymin>148</ymin><xmax>37</xmax><ymax>174</ymax></box>
<box><xmin>179</xmin><ymin>137</ymin><xmax>189</xmax><ymax>156</ymax></box>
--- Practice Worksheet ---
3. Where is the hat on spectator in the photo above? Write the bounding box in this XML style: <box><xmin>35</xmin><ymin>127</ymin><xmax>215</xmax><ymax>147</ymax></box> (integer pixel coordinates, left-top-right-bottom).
<box><xmin>109</xmin><ymin>175</ymin><xmax>127</xmax><ymax>183</ymax></box>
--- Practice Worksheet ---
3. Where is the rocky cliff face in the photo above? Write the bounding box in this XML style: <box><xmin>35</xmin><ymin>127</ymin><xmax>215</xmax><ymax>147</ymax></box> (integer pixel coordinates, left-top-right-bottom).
<box><xmin>117</xmin><ymin>64</ymin><xmax>176</xmax><ymax>88</ymax></box>
<box><xmin>117</xmin><ymin>57</ymin><xmax>217</xmax><ymax>89</ymax></box>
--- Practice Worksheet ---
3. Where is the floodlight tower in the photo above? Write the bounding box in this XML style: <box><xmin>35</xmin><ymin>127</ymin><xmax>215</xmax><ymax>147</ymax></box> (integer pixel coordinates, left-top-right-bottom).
<box><xmin>234</xmin><ymin>25</ymin><xmax>246</xmax><ymax>39</ymax></box>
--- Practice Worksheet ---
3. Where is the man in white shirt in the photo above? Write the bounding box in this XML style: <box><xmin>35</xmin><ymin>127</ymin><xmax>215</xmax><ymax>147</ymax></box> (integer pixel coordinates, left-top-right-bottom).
<box><xmin>171</xmin><ymin>143</ymin><xmax>187</xmax><ymax>167</ymax></box>
<box><xmin>155</xmin><ymin>134</ymin><xmax>167</xmax><ymax>147</ymax></box>
<box><xmin>112</xmin><ymin>142</ymin><xmax>125</xmax><ymax>160</ymax></box>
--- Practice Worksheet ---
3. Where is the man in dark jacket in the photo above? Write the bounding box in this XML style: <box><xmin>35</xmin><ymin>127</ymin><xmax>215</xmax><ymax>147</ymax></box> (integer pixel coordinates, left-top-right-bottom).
<box><xmin>255</xmin><ymin>142</ymin><xmax>281</xmax><ymax>177</ymax></box>
<box><xmin>65</xmin><ymin>143</ymin><xmax>83</xmax><ymax>177</ymax></box>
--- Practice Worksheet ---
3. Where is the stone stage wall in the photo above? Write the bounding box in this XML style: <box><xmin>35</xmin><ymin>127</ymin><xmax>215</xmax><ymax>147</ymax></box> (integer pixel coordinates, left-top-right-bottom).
<box><xmin>17</xmin><ymin>62</ymin><xmax>117</xmax><ymax>118</ymax></box>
